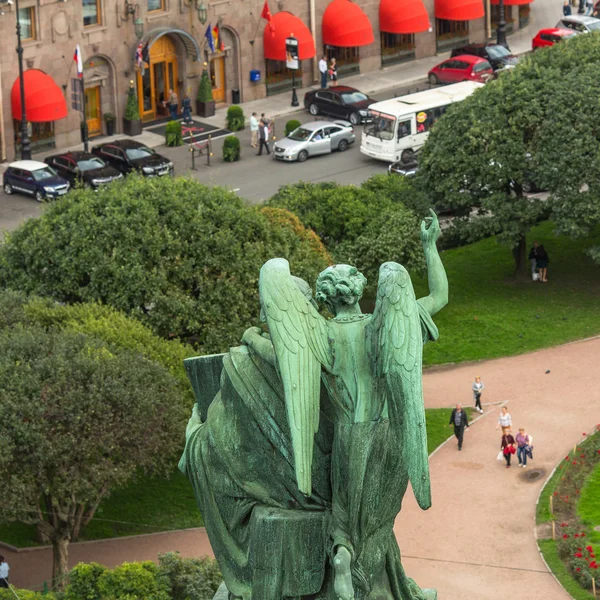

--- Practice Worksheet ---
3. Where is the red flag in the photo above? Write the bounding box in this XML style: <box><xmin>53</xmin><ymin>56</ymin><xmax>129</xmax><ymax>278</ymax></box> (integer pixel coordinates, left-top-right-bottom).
<box><xmin>261</xmin><ymin>0</ymin><xmax>272</xmax><ymax>22</ymax></box>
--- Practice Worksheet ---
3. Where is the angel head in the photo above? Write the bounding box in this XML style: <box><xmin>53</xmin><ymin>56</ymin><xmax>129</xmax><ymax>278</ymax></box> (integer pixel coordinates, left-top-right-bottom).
<box><xmin>315</xmin><ymin>264</ymin><xmax>367</xmax><ymax>315</ymax></box>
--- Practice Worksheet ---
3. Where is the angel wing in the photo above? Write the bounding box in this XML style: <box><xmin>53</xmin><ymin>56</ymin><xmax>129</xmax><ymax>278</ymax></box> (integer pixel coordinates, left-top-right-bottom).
<box><xmin>368</xmin><ymin>262</ymin><xmax>431</xmax><ymax>510</ymax></box>
<box><xmin>259</xmin><ymin>258</ymin><xmax>333</xmax><ymax>495</ymax></box>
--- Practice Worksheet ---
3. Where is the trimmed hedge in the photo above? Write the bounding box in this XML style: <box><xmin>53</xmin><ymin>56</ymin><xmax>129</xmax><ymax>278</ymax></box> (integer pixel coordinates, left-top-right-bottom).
<box><xmin>165</xmin><ymin>121</ymin><xmax>183</xmax><ymax>147</ymax></box>
<box><xmin>226</xmin><ymin>106</ymin><xmax>245</xmax><ymax>132</ymax></box>
<box><xmin>285</xmin><ymin>119</ymin><xmax>301</xmax><ymax>136</ymax></box>
<box><xmin>222</xmin><ymin>135</ymin><xmax>241</xmax><ymax>162</ymax></box>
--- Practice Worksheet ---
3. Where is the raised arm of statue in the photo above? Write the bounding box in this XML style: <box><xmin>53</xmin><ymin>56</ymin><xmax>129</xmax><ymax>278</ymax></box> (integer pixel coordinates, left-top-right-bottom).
<box><xmin>242</xmin><ymin>326</ymin><xmax>276</xmax><ymax>366</ymax></box>
<box><xmin>417</xmin><ymin>209</ymin><xmax>448</xmax><ymax>318</ymax></box>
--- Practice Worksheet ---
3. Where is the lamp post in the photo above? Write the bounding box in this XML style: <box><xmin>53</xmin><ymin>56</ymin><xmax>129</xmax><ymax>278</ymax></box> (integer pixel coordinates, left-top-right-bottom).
<box><xmin>496</xmin><ymin>0</ymin><xmax>509</xmax><ymax>49</ymax></box>
<box><xmin>15</xmin><ymin>0</ymin><xmax>32</xmax><ymax>159</ymax></box>
<box><xmin>285</xmin><ymin>35</ymin><xmax>299</xmax><ymax>108</ymax></box>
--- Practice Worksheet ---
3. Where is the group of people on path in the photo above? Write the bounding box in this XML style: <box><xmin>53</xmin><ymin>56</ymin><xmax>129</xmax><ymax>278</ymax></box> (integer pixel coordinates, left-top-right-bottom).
<box><xmin>528</xmin><ymin>241</ymin><xmax>550</xmax><ymax>282</ymax></box>
<box><xmin>318</xmin><ymin>55</ymin><xmax>338</xmax><ymax>88</ymax></box>
<box><xmin>249</xmin><ymin>112</ymin><xmax>273</xmax><ymax>156</ymax></box>
<box><xmin>563</xmin><ymin>0</ymin><xmax>598</xmax><ymax>15</ymax></box>
<box><xmin>162</xmin><ymin>89</ymin><xmax>193</xmax><ymax>124</ymax></box>
<box><xmin>449</xmin><ymin>380</ymin><xmax>534</xmax><ymax>469</ymax></box>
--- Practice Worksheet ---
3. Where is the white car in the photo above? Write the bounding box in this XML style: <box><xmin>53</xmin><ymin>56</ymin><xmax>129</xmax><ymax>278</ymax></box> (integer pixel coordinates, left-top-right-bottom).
<box><xmin>273</xmin><ymin>120</ymin><xmax>355</xmax><ymax>162</ymax></box>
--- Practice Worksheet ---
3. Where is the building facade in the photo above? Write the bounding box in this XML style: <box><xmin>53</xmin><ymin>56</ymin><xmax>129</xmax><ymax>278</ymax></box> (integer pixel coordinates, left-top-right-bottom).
<box><xmin>0</xmin><ymin>0</ymin><xmax>531</xmax><ymax>162</ymax></box>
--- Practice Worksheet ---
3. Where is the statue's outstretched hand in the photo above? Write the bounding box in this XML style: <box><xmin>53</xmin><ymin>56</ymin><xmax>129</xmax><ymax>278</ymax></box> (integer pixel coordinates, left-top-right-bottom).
<box><xmin>420</xmin><ymin>208</ymin><xmax>441</xmax><ymax>247</ymax></box>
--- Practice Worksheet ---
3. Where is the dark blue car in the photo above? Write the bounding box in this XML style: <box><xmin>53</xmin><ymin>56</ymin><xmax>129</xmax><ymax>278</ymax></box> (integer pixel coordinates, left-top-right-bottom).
<box><xmin>3</xmin><ymin>160</ymin><xmax>70</xmax><ymax>202</ymax></box>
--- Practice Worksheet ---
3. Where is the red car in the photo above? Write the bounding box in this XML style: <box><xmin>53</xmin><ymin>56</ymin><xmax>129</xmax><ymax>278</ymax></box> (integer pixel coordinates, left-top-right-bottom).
<box><xmin>532</xmin><ymin>28</ymin><xmax>576</xmax><ymax>50</ymax></box>
<box><xmin>428</xmin><ymin>55</ymin><xmax>494</xmax><ymax>85</ymax></box>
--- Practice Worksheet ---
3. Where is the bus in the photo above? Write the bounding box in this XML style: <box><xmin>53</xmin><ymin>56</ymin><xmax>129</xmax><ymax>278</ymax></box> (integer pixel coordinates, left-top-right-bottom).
<box><xmin>360</xmin><ymin>81</ymin><xmax>484</xmax><ymax>163</ymax></box>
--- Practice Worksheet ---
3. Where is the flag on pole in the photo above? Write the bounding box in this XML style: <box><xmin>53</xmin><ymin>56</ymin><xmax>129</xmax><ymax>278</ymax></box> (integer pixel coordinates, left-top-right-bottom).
<box><xmin>73</xmin><ymin>45</ymin><xmax>83</xmax><ymax>79</ymax></box>
<box><xmin>212</xmin><ymin>23</ymin><xmax>225</xmax><ymax>52</ymax></box>
<box><xmin>204</xmin><ymin>23</ymin><xmax>215</xmax><ymax>53</ymax></box>
<box><xmin>261</xmin><ymin>0</ymin><xmax>275</xmax><ymax>35</ymax></box>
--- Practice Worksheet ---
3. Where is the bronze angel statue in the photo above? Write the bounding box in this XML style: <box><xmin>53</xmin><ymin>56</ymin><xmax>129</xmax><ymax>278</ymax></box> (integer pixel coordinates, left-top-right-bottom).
<box><xmin>180</xmin><ymin>210</ymin><xmax>448</xmax><ymax>600</ymax></box>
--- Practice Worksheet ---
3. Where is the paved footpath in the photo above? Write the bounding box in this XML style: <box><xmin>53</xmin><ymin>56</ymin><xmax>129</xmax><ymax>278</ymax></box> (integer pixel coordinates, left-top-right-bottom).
<box><xmin>4</xmin><ymin>336</ymin><xmax>599</xmax><ymax>596</ymax></box>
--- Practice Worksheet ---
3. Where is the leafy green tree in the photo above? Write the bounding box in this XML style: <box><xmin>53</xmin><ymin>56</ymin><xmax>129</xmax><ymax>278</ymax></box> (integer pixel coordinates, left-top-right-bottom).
<box><xmin>0</xmin><ymin>176</ymin><xmax>330</xmax><ymax>352</ymax></box>
<box><xmin>0</xmin><ymin>327</ymin><xmax>186</xmax><ymax>589</ymax></box>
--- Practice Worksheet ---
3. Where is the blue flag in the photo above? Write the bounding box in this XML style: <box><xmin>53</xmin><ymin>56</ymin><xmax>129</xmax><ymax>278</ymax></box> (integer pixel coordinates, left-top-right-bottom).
<box><xmin>204</xmin><ymin>23</ymin><xmax>214</xmax><ymax>53</ymax></box>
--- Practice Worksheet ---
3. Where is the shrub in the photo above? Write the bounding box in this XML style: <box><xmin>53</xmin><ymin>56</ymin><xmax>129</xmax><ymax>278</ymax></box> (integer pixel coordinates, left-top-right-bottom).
<box><xmin>197</xmin><ymin>69</ymin><xmax>213</xmax><ymax>103</ymax></box>
<box><xmin>103</xmin><ymin>112</ymin><xmax>116</xmax><ymax>123</ymax></box>
<box><xmin>361</xmin><ymin>173</ymin><xmax>430</xmax><ymax>217</ymax></box>
<box><xmin>222</xmin><ymin>135</ymin><xmax>241</xmax><ymax>162</ymax></box>
<box><xmin>226</xmin><ymin>105</ymin><xmax>245</xmax><ymax>131</ymax></box>
<box><xmin>0</xmin><ymin>591</ymin><xmax>56</xmax><ymax>600</ymax></box>
<box><xmin>285</xmin><ymin>119</ymin><xmax>301</xmax><ymax>136</ymax></box>
<box><xmin>165</xmin><ymin>120</ymin><xmax>183</xmax><ymax>147</ymax></box>
<box><xmin>0</xmin><ymin>176</ymin><xmax>330</xmax><ymax>352</ymax></box>
<box><xmin>97</xmin><ymin>561</ymin><xmax>170</xmax><ymax>600</ymax></box>
<box><xmin>124</xmin><ymin>86</ymin><xmax>140</xmax><ymax>121</ymax></box>
<box><xmin>158</xmin><ymin>552</ymin><xmax>222</xmax><ymax>600</ymax></box>
<box><xmin>65</xmin><ymin>562</ymin><xmax>107</xmax><ymax>600</ymax></box>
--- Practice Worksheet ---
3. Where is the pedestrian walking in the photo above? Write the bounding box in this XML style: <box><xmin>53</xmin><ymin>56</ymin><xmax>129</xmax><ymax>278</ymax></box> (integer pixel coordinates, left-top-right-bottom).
<box><xmin>516</xmin><ymin>427</ymin><xmax>532</xmax><ymax>467</ymax></box>
<box><xmin>586</xmin><ymin>0</ymin><xmax>594</xmax><ymax>14</ymax></box>
<box><xmin>563</xmin><ymin>0</ymin><xmax>572</xmax><ymax>15</ymax></box>
<box><xmin>0</xmin><ymin>556</ymin><xmax>9</xmax><ymax>588</ymax></box>
<box><xmin>319</xmin><ymin>55</ymin><xmax>328</xmax><ymax>89</ymax></box>
<box><xmin>500</xmin><ymin>430</ymin><xmax>516</xmax><ymax>468</ymax></box>
<box><xmin>166</xmin><ymin>88</ymin><xmax>179</xmax><ymax>121</ymax></box>
<box><xmin>529</xmin><ymin>241</ymin><xmax>539</xmax><ymax>280</ymax></box>
<box><xmin>257</xmin><ymin>119</ymin><xmax>271</xmax><ymax>156</ymax></box>
<box><xmin>536</xmin><ymin>245</ymin><xmax>549</xmax><ymax>282</ymax></box>
<box><xmin>449</xmin><ymin>403</ymin><xmax>469</xmax><ymax>451</ymax></box>
<box><xmin>472</xmin><ymin>376</ymin><xmax>485</xmax><ymax>413</ymax></box>
<box><xmin>329</xmin><ymin>57</ymin><xmax>338</xmax><ymax>86</ymax></box>
<box><xmin>250</xmin><ymin>112</ymin><xmax>259</xmax><ymax>148</ymax></box>
<box><xmin>495</xmin><ymin>406</ymin><xmax>512</xmax><ymax>434</ymax></box>
<box><xmin>181</xmin><ymin>93</ymin><xmax>192</xmax><ymax>124</ymax></box>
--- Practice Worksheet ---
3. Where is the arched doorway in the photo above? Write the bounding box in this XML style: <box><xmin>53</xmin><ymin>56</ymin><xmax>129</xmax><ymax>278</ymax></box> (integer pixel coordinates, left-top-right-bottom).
<box><xmin>83</xmin><ymin>55</ymin><xmax>116</xmax><ymax>137</ymax></box>
<box><xmin>137</xmin><ymin>35</ymin><xmax>179</xmax><ymax>122</ymax></box>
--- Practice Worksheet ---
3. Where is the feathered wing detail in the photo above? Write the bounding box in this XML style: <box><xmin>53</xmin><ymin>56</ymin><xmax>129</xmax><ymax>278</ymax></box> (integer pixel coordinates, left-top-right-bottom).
<box><xmin>259</xmin><ymin>258</ymin><xmax>333</xmax><ymax>495</ymax></box>
<box><xmin>368</xmin><ymin>262</ymin><xmax>431</xmax><ymax>510</ymax></box>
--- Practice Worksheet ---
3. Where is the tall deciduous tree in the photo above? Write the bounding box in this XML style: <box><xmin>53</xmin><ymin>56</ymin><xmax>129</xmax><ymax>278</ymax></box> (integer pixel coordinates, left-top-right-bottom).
<box><xmin>0</xmin><ymin>327</ymin><xmax>186</xmax><ymax>589</ymax></box>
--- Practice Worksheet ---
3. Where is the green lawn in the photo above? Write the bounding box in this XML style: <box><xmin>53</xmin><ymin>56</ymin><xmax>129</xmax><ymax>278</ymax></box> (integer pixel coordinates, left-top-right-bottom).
<box><xmin>578</xmin><ymin>462</ymin><xmax>600</xmax><ymax>546</ymax></box>
<box><xmin>418</xmin><ymin>221</ymin><xmax>600</xmax><ymax>366</ymax></box>
<box><xmin>537</xmin><ymin>463</ymin><xmax>564</xmax><ymax>524</ymax></box>
<box><xmin>538</xmin><ymin>539</ymin><xmax>596</xmax><ymax>600</ymax></box>
<box><xmin>0</xmin><ymin>407</ymin><xmax>468</xmax><ymax>548</ymax></box>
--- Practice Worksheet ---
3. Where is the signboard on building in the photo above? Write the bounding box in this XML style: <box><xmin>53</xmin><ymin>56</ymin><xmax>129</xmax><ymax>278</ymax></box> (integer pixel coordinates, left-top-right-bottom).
<box><xmin>285</xmin><ymin>36</ymin><xmax>299</xmax><ymax>70</ymax></box>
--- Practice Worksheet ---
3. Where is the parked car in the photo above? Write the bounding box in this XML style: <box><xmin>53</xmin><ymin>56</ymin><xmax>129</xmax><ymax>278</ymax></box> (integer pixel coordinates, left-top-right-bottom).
<box><xmin>532</xmin><ymin>27</ymin><xmax>577</xmax><ymax>49</ymax></box>
<box><xmin>428</xmin><ymin>55</ymin><xmax>494</xmax><ymax>85</ymax></box>
<box><xmin>303</xmin><ymin>86</ymin><xmax>376</xmax><ymax>125</ymax></box>
<box><xmin>91</xmin><ymin>140</ymin><xmax>174</xmax><ymax>177</ymax></box>
<box><xmin>45</xmin><ymin>151</ymin><xmax>123</xmax><ymax>189</ymax></box>
<box><xmin>388</xmin><ymin>157</ymin><xmax>419</xmax><ymax>177</ymax></box>
<box><xmin>555</xmin><ymin>15</ymin><xmax>600</xmax><ymax>32</ymax></box>
<box><xmin>273</xmin><ymin>120</ymin><xmax>355</xmax><ymax>162</ymax></box>
<box><xmin>3</xmin><ymin>160</ymin><xmax>69</xmax><ymax>202</ymax></box>
<box><xmin>450</xmin><ymin>43</ymin><xmax>519</xmax><ymax>71</ymax></box>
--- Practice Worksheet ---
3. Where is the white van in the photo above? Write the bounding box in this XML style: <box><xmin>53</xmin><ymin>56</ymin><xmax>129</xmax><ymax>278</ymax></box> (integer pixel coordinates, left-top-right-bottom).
<box><xmin>360</xmin><ymin>81</ymin><xmax>484</xmax><ymax>163</ymax></box>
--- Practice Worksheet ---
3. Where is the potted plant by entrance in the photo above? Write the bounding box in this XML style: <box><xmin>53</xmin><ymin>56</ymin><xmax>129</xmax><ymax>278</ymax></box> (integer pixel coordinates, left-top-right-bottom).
<box><xmin>123</xmin><ymin>80</ymin><xmax>142</xmax><ymax>137</ymax></box>
<box><xmin>104</xmin><ymin>112</ymin><xmax>116</xmax><ymax>136</ymax></box>
<box><xmin>196</xmin><ymin>64</ymin><xmax>215</xmax><ymax>118</ymax></box>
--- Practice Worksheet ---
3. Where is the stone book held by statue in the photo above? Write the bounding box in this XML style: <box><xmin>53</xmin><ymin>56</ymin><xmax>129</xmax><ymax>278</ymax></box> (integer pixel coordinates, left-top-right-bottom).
<box><xmin>179</xmin><ymin>210</ymin><xmax>448</xmax><ymax>600</ymax></box>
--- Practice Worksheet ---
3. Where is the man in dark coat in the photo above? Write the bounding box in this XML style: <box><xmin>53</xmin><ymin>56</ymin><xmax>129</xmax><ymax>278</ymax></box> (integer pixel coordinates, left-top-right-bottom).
<box><xmin>449</xmin><ymin>403</ymin><xmax>469</xmax><ymax>451</ymax></box>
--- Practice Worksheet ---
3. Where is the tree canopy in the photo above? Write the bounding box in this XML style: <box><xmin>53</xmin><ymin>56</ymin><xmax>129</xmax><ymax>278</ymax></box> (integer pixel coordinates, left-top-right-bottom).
<box><xmin>0</xmin><ymin>326</ymin><xmax>187</xmax><ymax>588</ymax></box>
<box><xmin>0</xmin><ymin>177</ymin><xmax>330</xmax><ymax>352</ymax></box>
<box><xmin>417</xmin><ymin>33</ymin><xmax>600</xmax><ymax>273</ymax></box>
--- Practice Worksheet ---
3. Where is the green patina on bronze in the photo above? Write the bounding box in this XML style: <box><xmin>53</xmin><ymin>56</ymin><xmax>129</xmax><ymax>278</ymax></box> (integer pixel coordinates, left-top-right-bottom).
<box><xmin>179</xmin><ymin>210</ymin><xmax>448</xmax><ymax>600</ymax></box>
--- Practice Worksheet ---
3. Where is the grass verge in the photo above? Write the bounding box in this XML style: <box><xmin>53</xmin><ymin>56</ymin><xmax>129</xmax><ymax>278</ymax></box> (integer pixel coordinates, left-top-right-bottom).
<box><xmin>578</xmin><ymin>463</ymin><xmax>600</xmax><ymax>546</ymax></box>
<box><xmin>538</xmin><ymin>539</ymin><xmax>596</xmax><ymax>600</ymax></box>
<box><xmin>0</xmin><ymin>407</ymin><xmax>470</xmax><ymax>548</ymax></box>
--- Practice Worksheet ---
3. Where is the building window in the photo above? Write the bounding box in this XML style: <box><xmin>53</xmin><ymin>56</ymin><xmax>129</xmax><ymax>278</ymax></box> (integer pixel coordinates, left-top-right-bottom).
<box><xmin>14</xmin><ymin>120</ymin><xmax>56</xmax><ymax>154</ymax></box>
<box><xmin>148</xmin><ymin>0</ymin><xmax>165</xmax><ymax>11</ymax></box>
<box><xmin>18</xmin><ymin>6</ymin><xmax>35</xmax><ymax>41</ymax></box>
<box><xmin>491</xmin><ymin>5</ymin><xmax>514</xmax><ymax>33</ymax></box>
<box><xmin>324</xmin><ymin>46</ymin><xmax>360</xmax><ymax>78</ymax></box>
<box><xmin>518</xmin><ymin>4</ymin><xmax>530</xmax><ymax>28</ymax></box>
<box><xmin>265</xmin><ymin>59</ymin><xmax>294</xmax><ymax>96</ymax></box>
<box><xmin>380</xmin><ymin>32</ymin><xmax>415</xmax><ymax>67</ymax></box>
<box><xmin>83</xmin><ymin>0</ymin><xmax>101</xmax><ymax>27</ymax></box>
<box><xmin>436</xmin><ymin>19</ymin><xmax>469</xmax><ymax>51</ymax></box>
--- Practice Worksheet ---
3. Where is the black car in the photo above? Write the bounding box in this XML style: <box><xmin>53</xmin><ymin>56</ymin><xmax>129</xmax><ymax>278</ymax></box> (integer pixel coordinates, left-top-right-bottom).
<box><xmin>91</xmin><ymin>140</ymin><xmax>174</xmax><ymax>177</ymax></box>
<box><xmin>388</xmin><ymin>157</ymin><xmax>419</xmax><ymax>177</ymax></box>
<box><xmin>45</xmin><ymin>151</ymin><xmax>123</xmax><ymax>189</ymax></box>
<box><xmin>450</xmin><ymin>43</ymin><xmax>519</xmax><ymax>71</ymax></box>
<box><xmin>303</xmin><ymin>86</ymin><xmax>376</xmax><ymax>125</ymax></box>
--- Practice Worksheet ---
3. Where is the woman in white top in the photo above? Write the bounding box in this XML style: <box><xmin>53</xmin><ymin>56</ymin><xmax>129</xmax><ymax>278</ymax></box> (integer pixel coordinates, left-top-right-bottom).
<box><xmin>496</xmin><ymin>406</ymin><xmax>512</xmax><ymax>434</ymax></box>
<box><xmin>472</xmin><ymin>376</ymin><xmax>484</xmax><ymax>413</ymax></box>
<box><xmin>0</xmin><ymin>555</ymin><xmax>9</xmax><ymax>588</ymax></box>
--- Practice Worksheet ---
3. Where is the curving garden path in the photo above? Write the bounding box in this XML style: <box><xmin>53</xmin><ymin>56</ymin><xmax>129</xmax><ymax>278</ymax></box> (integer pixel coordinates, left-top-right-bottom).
<box><xmin>3</xmin><ymin>336</ymin><xmax>600</xmax><ymax>597</ymax></box>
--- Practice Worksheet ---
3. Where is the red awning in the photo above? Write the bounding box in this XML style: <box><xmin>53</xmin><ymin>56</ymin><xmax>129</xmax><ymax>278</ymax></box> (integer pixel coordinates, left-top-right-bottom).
<box><xmin>323</xmin><ymin>0</ymin><xmax>374</xmax><ymax>47</ymax></box>
<box><xmin>491</xmin><ymin>0</ymin><xmax>531</xmax><ymax>6</ymax></box>
<box><xmin>435</xmin><ymin>0</ymin><xmax>485</xmax><ymax>20</ymax></box>
<box><xmin>264</xmin><ymin>11</ymin><xmax>316</xmax><ymax>60</ymax></box>
<box><xmin>11</xmin><ymin>69</ymin><xmax>68</xmax><ymax>122</ymax></box>
<box><xmin>380</xmin><ymin>0</ymin><xmax>430</xmax><ymax>34</ymax></box>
